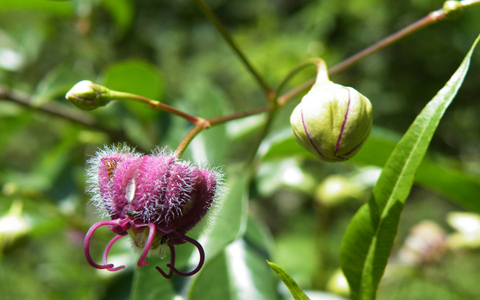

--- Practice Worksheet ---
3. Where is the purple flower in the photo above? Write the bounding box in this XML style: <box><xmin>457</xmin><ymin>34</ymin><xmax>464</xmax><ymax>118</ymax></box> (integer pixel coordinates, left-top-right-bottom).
<box><xmin>83</xmin><ymin>145</ymin><xmax>221</xmax><ymax>278</ymax></box>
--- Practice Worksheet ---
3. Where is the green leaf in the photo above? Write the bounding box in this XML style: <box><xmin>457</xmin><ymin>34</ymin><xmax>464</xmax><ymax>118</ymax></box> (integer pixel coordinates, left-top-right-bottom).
<box><xmin>189</xmin><ymin>218</ymin><xmax>278</xmax><ymax>300</ymax></box>
<box><xmin>267</xmin><ymin>261</ymin><xmax>309</xmax><ymax>300</ymax></box>
<box><xmin>32</xmin><ymin>64</ymin><xmax>94</xmax><ymax>106</ymax></box>
<box><xmin>129</xmin><ymin>265</ymin><xmax>179</xmax><ymax>300</ymax></box>
<box><xmin>0</xmin><ymin>0</ymin><xmax>73</xmax><ymax>15</ymax></box>
<box><xmin>259</xmin><ymin>127</ymin><xmax>480</xmax><ymax>214</ymax></box>
<box><xmin>100</xmin><ymin>59</ymin><xmax>164</xmax><ymax>120</ymax></box>
<box><xmin>350</xmin><ymin>130</ymin><xmax>480</xmax><ymax>213</ymax></box>
<box><xmin>100</xmin><ymin>0</ymin><xmax>135</xmax><ymax>33</ymax></box>
<box><xmin>197</xmin><ymin>168</ymin><xmax>250</xmax><ymax>266</ymax></box>
<box><xmin>340</xmin><ymin>35</ymin><xmax>480</xmax><ymax>300</ymax></box>
<box><xmin>179</xmin><ymin>77</ymin><xmax>233</xmax><ymax>166</ymax></box>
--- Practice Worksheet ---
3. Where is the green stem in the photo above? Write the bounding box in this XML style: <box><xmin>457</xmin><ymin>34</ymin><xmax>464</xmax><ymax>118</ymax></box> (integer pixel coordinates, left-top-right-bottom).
<box><xmin>275</xmin><ymin>58</ymin><xmax>327</xmax><ymax>107</ymax></box>
<box><xmin>109</xmin><ymin>91</ymin><xmax>200</xmax><ymax>124</ymax></box>
<box><xmin>193</xmin><ymin>0</ymin><xmax>274</xmax><ymax>99</ymax></box>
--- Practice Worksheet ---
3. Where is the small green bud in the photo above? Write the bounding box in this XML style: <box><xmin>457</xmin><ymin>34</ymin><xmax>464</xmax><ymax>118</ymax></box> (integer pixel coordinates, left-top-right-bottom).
<box><xmin>325</xmin><ymin>269</ymin><xmax>350</xmax><ymax>298</ymax></box>
<box><xmin>0</xmin><ymin>200</ymin><xmax>31</xmax><ymax>250</ymax></box>
<box><xmin>65</xmin><ymin>80</ymin><xmax>113</xmax><ymax>111</ymax></box>
<box><xmin>290</xmin><ymin>63</ymin><xmax>372</xmax><ymax>162</ymax></box>
<box><xmin>443</xmin><ymin>1</ymin><xmax>463</xmax><ymax>20</ymax></box>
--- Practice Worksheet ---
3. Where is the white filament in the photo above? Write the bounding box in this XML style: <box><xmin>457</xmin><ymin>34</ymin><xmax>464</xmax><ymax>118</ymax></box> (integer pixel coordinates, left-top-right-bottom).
<box><xmin>125</xmin><ymin>179</ymin><xmax>136</xmax><ymax>203</ymax></box>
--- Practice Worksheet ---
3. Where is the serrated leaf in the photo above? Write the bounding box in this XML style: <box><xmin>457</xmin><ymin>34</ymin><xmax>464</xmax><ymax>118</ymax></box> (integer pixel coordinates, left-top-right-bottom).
<box><xmin>340</xmin><ymin>35</ymin><xmax>480</xmax><ymax>300</ymax></box>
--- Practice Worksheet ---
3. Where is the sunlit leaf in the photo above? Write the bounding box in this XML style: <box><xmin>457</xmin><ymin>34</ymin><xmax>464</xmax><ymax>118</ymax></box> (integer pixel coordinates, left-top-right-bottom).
<box><xmin>189</xmin><ymin>218</ymin><xmax>278</xmax><ymax>300</ymax></box>
<box><xmin>100</xmin><ymin>59</ymin><xmax>164</xmax><ymax>120</ymax></box>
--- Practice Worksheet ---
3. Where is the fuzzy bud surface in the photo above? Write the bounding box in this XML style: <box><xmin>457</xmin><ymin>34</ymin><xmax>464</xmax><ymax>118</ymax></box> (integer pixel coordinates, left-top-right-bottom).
<box><xmin>83</xmin><ymin>145</ymin><xmax>221</xmax><ymax>278</ymax></box>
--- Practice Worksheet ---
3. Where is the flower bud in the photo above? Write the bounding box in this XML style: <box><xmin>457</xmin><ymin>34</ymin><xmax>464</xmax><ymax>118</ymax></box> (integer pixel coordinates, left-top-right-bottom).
<box><xmin>0</xmin><ymin>200</ymin><xmax>31</xmax><ymax>250</ymax></box>
<box><xmin>65</xmin><ymin>80</ymin><xmax>113</xmax><ymax>111</ymax></box>
<box><xmin>290</xmin><ymin>68</ymin><xmax>372</xmax><ymax>162</ymax></box>
<box><xmin>443</xmin><ymin>1</ymin><xmax>463</xmax><ymax>20</ymax></box>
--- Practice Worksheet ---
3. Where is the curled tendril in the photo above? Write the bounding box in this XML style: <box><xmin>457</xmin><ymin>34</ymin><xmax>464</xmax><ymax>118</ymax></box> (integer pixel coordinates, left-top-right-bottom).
<box><xmin>84</xmin><ymin>220</ymin><xmax>128</xmax><ymax>270</ymax></box>
<box><xmin>103</xmin><ymin>234</ymin><xmax>126</xmax><ymax>271</ymax></box>
<box><xmin>156</xmin><ymin>235</ymin><xmax>205</xmax><ymax>279</ymax></box>
<box><xmin>137</xmin><ymin>223</ymin><xmax>157</xmax><ymax>267</ymax></box>
<box><xmin>85</xmin><ymin>219</ymin><xmax>205</xmax><ymax>278</ymax></box>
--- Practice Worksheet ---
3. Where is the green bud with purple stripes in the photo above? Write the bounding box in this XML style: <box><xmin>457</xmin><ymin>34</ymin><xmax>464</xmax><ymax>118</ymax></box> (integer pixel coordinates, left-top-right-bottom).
<box><xmin>290</xmin><ymin>61</ymin><xmax>372</xmax><ymax>162</ymax></box>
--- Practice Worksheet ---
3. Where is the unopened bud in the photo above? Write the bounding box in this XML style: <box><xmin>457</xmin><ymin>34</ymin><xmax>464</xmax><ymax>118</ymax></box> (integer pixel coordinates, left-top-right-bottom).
<box><xmin>290</xmin><ymin>61</ymin><xmax>372</xmax><ymax>162</ymax></box>
<box><xmin>443</xmin><ymin>1</ymin><xmax>463</xmax><ymax>20</ymax></box>
<box><xmin>66</xmin><ymin>80</ymin><xmax>112</xmax><ymax>111</ymax></box>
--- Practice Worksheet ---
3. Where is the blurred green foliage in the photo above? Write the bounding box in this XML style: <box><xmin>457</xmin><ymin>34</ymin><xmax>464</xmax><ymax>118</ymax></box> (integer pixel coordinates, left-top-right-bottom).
<box><xmin>1</xmin><ymin>0</ymin><xmax>480</xmax><ymax>299</ymax></box>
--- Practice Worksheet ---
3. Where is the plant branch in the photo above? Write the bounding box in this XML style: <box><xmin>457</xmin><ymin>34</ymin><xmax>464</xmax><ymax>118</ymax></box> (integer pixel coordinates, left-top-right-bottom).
<box><xmin>327</xmin><ymin>9</ymin><xmax>446</xmax><ymax>76</ymax></box>
<box><xmin>175</xmin><ymin>121</ymin><xmax>210</xmax><ymax>158</ymax></box>
<box><xmin>275</xmin><ymin>58</ymin><xmax>328</xmax><ymax>106</ymax></box>
<box><xmin>277</xmin><ymin>1</ymin><xmax>475</xmax><ymax>105</ymax></box>
<box><xmin>208</xmin><ymin>106</ymin><xmax>270</xmax><ymax>126</ymax></box>
<box><xmin>0</xmin><ymin>87</ymin><xmax>132</xmax><ymax>145</ymax></box>
<box><xmin>109</xmin><ymin>91</ymin><xmax>201</xmax><ymax>125</ymax></box>
<box><xmin>461</xmin><ymin>0</ymin><xmax>480</xmax><ymax>8</ymax></box>
<box><xmin>61</xmin><ymin>0</ymin><xmax>480</xmax><ymax>159</ymax></box>
<box><xmin>193</xmin><ymin>0</ymin><xmax>274</xmax><ymax>99</ymax></box>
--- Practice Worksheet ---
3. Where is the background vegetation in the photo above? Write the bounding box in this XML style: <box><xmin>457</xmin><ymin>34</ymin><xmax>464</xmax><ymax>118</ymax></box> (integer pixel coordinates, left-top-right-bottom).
<box><xmin>1</xmin><ymin>0</ymin><xmax>480</xmax><ymax>299</ymax></box>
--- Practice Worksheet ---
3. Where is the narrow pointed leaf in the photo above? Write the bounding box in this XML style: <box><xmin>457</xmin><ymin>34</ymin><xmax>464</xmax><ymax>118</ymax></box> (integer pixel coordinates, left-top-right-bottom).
<box><xmin>267</xmin><ymin>261</ymin><xmax>309</xmax><ymax>300</ymax></box>
<box><xmin>340</xmin><ymin>35</ymin><xmax>480</xmax><ymax>300</ymax></box>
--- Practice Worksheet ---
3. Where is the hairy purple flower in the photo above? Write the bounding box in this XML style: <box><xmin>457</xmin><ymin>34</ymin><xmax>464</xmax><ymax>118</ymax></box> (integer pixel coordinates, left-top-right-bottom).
<box><xmin>83</xmin><ymin>145</ymin><xmax>221</xmax><ymax>278</ymax></box>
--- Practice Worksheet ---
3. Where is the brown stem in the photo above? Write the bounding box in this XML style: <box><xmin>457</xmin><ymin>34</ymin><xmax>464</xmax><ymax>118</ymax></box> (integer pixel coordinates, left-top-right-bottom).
<box><xmin>328</xmin><ymin>9</ymin><xmax>446</xmax><ymax>76</ymax></box>
<box><xmin>207</xmin><ymin>105</ymin><xmax>270</xmax><ymax>126</ymax></box>
<box><xmin>277</xmin><ymin>78</ymin><xmax>315</xmax><ymax>106</ymax></box>
<box><xmin>175</xmin><ymin>121</ymin><xmax>210</xmax><ymax>158</ymax></box>
<box><xmin>277</xmin><ymin>8</ymin><xmax>449</xmax><ymax>106</ymax></box>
